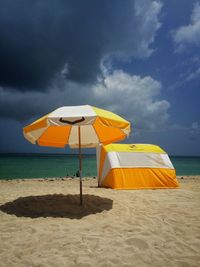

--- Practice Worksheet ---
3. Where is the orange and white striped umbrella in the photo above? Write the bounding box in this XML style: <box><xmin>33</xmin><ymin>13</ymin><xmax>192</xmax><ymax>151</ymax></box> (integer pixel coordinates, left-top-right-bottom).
<box><xmin>23</xmin><ymin>105</ymin><xmax>131</xmax><ymax>148</ymax></box>
<box><xmin>23</xmin><ymin>105</ymin><xmax>131</xmax><ymax>205</ymax></box>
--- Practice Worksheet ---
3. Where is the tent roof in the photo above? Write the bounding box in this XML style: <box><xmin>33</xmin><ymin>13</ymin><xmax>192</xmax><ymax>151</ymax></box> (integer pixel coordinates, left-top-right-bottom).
<box><xmin>103</xmin><ymin>144</ymin><xmax>166</xmax><ymax>154</ymax></box>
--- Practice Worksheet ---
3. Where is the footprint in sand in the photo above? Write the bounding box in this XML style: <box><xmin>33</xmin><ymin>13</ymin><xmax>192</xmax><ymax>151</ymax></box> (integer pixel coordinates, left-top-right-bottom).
<box><xmin>126</xmin><ymin>238</ymin><xmax>149</xmax><ymax>250</ymax></box>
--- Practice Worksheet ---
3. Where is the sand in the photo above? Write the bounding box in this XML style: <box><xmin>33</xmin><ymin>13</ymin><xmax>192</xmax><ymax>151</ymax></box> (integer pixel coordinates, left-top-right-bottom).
<box><xmin>0</xmin><ymin>176</ymin><xmax>200</xmax><ymax>267</ymax></box>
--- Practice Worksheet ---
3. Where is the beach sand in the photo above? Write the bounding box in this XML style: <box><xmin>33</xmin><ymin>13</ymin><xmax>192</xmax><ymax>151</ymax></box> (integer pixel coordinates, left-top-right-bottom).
<box><xmin>0</xmin><ymin>176</ymin><xmax>200</xmax><ymax>267</ymax></box>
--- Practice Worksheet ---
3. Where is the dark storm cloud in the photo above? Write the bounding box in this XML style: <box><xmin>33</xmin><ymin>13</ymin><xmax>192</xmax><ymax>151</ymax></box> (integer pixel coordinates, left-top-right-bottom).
<box><xmin>0</xmin><ymin>82</ymin><xmax>91</xmax><ymax>120</ymax></box>
<box><xmin>0</xmin><ymin>0</ymin><xmax>124</xmax><ymax>90</ymax></box>
<box><xmin>0</xmin><ymin>0</ymin><xmax>100</xmax><ymax>90</ymax></box>
<box><xmin>0</xmin><ymin>0</ymin><xmax>163</xmax><ymax>126</ymax></box>
<box><xmin>0</xmin><ymin>0</ymin><xmax>161</xmax><ymax>91</ymax></box>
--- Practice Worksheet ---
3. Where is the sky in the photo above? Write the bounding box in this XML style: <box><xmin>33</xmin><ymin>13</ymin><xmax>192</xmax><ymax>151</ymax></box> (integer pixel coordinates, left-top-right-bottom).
<box><xmin>0</xmin><ymin>0</ymin><xmax>200</xmax><ymax>155</ymax></box>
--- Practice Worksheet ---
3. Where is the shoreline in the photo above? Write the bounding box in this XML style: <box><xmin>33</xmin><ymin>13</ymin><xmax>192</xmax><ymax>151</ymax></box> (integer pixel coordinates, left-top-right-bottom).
<box><xmin>0</xmin><ymin>175</ymin><xmax>200</xmax><ymax>181</ymax></box>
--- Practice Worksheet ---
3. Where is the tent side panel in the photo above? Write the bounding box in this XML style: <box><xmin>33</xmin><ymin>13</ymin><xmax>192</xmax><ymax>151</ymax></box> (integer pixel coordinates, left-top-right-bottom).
<box><xmin>101</xmin><ymin>168</ymin><xmax>179</xmax><ymax>189</ymax></box>
<box><xmin>98</xmin><ymin>146</ymin><xmax>108</xmax><ymax>182</ymax></box>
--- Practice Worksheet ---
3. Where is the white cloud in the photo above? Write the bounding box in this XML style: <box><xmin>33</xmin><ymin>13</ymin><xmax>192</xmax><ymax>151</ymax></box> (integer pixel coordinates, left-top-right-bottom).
<box><xmin>173</xmin><ymin>2</ymin><xmax>200</xmax><ymax>51</ymax></box>
<box><xmin>189</xmin><ymin>121</ymin><xmax>200</xmax><ymax>140</ymax></box>
<box><xmin>186</xmin><ymin>66</ymin><xmax>200</xmax><ymax>81</ymax></box>
<box><xmin>0</xmin><ymin>68</ymin><xmax>170</xmax><ymax>132</ymax></box>
<box><xmin>192</xmin><ymin>121</ymin><xmax>199</xmax><ymax>129</ymax></box>
<box><xmin>133</xmin><ymin>0</ymin><xmax>162</xmax><ymax>57</ymax></box>
<box><xmin>105</xmin><ymin>0</ymin><xmax>163</xmax><ymax>61</ymax></box>
<box><xmin>92</xmin><ymin>69</ymin><xmax>170</xmax><ymax>130</ymax></box>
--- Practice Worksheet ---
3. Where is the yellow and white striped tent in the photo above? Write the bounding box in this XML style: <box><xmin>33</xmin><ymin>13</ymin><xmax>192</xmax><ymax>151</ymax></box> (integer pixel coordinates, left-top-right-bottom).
<box><xmin>97</xmin><ymin>144</ymin><xmax>179</xmax><ymax>189</ymax></box>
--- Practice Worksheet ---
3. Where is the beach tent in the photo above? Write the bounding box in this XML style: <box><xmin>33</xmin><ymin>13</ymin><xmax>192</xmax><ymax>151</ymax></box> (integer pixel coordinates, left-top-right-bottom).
<box><xmin>97</xmin><ymin>144</ymin><xmax>179</xmax><ymax>189</ymax></box>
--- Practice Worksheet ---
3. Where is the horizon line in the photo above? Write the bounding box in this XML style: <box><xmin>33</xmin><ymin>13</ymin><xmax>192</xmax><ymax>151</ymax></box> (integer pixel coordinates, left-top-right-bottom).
<box><xmin>0</xmin><ymin>152</ymin><xmax>200</xmax><ymax>157</ymax></box>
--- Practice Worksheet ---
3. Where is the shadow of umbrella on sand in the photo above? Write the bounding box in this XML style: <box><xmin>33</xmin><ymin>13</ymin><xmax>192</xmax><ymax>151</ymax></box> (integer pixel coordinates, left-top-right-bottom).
<box><xmin>23</xmin><ymin>105</ymin><xmax>131</xmax><ymax>205</ymax></box>
<box><xmin>0</xmin><ymin>194</ymin><xmax>113</xmax><ymax>219</ymax></box>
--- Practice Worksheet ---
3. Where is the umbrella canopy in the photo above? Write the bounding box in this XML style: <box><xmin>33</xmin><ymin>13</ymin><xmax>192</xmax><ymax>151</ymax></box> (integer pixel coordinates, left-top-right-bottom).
<box><xmin>23</xmin><ymin>105</ymin><xmax>130</xmax><ymax>148</ymax></box>
<box><xmin>23</xmin><ymin>105</ymin><xmax>131</xmax><ymax>205</ymax></box>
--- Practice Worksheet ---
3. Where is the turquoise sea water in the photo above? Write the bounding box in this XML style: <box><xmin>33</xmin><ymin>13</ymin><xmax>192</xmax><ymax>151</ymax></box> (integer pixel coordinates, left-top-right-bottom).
<box><xmin>0</xmin><ymin>154</ymin><xmax>200</xmax><ymax>179</ymax></box>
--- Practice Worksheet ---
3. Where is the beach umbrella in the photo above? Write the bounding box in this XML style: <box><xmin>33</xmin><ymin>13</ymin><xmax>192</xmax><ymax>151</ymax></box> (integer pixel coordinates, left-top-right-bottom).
<box><xmin>23</xmin><ymin>105</ymin><xmax>131</xmax><ymax>205</ymax></box>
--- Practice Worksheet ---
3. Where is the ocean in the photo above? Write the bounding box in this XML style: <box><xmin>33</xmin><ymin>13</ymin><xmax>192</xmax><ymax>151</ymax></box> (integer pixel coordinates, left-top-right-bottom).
<box><xmin>0</xmin><ymin>154</ymin><xmax>200</xmax><ymax>179</ymax></box>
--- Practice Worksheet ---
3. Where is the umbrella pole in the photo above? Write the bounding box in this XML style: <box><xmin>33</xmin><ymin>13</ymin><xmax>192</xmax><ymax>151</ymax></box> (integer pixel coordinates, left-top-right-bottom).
<box><xmin>78</xmin><ymin>126</ymin><xmax>83</xmax><ymax>206</ymax></box>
